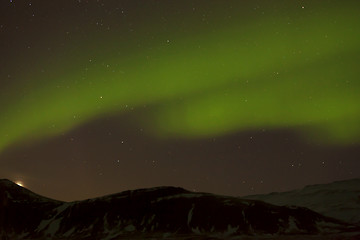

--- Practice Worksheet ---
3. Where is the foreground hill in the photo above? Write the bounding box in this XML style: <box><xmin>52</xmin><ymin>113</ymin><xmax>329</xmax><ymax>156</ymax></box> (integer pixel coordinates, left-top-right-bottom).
<box><xmin>243</xmin><ymin>178</ymin><xmax>360</xmax><ymax>224</ymax></box>
<box><xmin>0</xmin><ymin>179</ymin><xmax>359</xmax><ymax>239</ymax></box>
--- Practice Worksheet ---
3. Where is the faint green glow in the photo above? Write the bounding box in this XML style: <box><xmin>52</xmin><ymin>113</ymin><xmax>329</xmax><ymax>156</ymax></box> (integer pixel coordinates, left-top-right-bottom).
<box><xmin>1</xmin><ymin>4</ymin><xmax>360</xmax><ymax>151</ymax></box>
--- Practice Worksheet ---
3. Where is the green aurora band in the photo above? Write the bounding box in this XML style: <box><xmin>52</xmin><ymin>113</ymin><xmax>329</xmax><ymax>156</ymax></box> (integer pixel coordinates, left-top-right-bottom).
<box><xmin>1</xmin><ymin>3</ymin><xmax>360</xmax><ymax>152</ymax></box>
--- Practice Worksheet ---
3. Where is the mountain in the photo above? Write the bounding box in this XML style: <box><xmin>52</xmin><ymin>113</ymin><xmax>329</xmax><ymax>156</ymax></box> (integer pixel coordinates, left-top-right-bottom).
<box><xmin>243</xmin><ymin>178</ymin><xmax>360</xmax><ymax>225</ymax></box>
<box><xmin>0</xmin><ymin>179</ymin><xmax>359</xmax><ymax>240</ymax></box>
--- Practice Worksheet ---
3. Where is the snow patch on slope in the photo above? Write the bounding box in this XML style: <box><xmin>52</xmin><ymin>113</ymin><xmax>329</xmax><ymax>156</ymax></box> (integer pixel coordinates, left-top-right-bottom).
<box><xmin>187</xmin><ymin>204</ymin><xmax>195</xmax><ymax>226</ymax></box>
<box><xmin>243</xmin><ymin>178</ymin><xmax>360</xmax><ymax>224</ymax></box>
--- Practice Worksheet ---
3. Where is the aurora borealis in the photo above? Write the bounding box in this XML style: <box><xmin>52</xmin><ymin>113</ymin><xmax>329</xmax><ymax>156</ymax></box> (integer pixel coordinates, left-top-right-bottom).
<box><xmin>1</xmin><ymin>0</ymin><xmax>359</xmax><ymax>201</ymax></box>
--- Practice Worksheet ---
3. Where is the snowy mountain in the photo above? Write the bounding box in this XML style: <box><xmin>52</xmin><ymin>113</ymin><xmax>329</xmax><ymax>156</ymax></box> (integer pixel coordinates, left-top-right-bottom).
<box><xmin>0</xmin><ymin>179</ymin><xmax>359</xmax><ymax>239</ymax></box>
<box><xmin>243</xmin><ymin>178</ymin><xmax>360</xmax><ymax>225</ymax></box>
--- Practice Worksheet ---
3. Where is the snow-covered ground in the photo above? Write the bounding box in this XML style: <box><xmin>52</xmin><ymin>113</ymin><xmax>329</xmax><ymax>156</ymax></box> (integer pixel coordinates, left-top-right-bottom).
<box><xmin>243</xmin><ymin>178</ymin><xmax>360</xmax><ymax>224</ymax></box>
<box><xmin>96</xmin><ymin>232</ymin><xmax>360</xmax><ymax>240</ymax></box>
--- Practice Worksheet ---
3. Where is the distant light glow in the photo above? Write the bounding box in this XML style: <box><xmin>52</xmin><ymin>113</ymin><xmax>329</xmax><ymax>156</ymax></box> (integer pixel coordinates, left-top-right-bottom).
<box><xmin>15</xmin><ymin>181</ymin><xmax>24</xmax><ymax>187</ymax></box>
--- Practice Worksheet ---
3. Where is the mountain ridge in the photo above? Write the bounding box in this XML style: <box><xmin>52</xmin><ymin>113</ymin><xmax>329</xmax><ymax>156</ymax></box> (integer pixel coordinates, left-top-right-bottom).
<box><xmin>1</xmin><ymin>179</ymin><xmax>359</xmax><ymax>239</ymax></box>
<box><xmin>242</xmin><ymin>178</ymin><xmax>360</xmax><ymax>224</ymax></box>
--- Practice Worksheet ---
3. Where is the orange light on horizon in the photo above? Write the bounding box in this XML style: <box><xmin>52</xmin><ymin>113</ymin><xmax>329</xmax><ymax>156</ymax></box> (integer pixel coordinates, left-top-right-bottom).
<box><xmin>15</xmin><ymin>181</ymin><xmax>24</xmax><ymax>187</ymax></box>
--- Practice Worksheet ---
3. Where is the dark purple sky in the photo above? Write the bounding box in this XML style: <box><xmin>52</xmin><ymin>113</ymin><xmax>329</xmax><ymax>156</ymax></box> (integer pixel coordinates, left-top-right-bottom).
<box><xmin>0</xmin><ymin>0</ymin><xmax>359</xmax><ymax>201</ymax></box>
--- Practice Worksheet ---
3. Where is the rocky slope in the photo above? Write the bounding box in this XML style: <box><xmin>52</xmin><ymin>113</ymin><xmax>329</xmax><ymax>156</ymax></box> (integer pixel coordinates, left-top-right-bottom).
<box><xmin>0</xmin><ymin>179</ymin><xmax>359</xmax><ymax>239</ymax></box>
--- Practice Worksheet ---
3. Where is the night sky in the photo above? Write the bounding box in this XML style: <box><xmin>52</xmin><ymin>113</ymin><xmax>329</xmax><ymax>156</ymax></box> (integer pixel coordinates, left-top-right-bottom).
<box><xmin>0</xmin><ymin>0</ymin><xmax>359</xmax><ymax>202</ymax></box>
